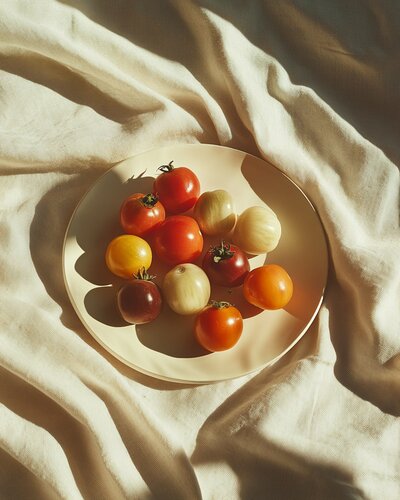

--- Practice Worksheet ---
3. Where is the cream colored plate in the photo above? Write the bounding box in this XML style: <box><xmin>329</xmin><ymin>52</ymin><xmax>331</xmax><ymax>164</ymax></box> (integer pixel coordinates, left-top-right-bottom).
<box><xmin>63</xmin><ymin>144</ymin><xmax>328</xmax><ymax>384</ymax></box>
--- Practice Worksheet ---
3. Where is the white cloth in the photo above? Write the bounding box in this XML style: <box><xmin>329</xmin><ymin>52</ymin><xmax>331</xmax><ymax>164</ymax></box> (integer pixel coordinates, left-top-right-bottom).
<box><xmin>1</xmin><ymin>1</ymin><xmax>399</xmax><ymax>499</ymax></box>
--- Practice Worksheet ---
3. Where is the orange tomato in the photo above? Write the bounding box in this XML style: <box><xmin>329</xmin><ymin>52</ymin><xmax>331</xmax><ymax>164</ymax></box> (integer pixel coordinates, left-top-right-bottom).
<box><xmin>195</xmin><ymin>302</ymin><xmax>243</xmax><ymax>352</ymax></box>
<box><xmin>105</xmin><ymin>235</ymin><xmax>152</xmax><ymax>278</ymax></box>
<box><xmin>243</xmin><ymin>264</ymin><xmax>293</xmax><ymax>310</ymax></box>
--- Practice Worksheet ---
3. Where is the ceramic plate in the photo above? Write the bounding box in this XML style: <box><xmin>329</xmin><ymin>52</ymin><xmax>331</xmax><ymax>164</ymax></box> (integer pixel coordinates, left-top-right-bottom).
<box><xmin>63</xmin><ymin>144</ymin><xmax>328</xmax><ymax>383</ymax></box>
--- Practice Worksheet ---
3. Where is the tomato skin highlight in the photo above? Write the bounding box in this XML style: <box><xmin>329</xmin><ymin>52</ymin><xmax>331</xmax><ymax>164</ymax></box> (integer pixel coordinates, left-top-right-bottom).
<box><xmin>202</xmin><ymin>242</ymin><xmax>250</xmax><ymax>287</ymax></box>
<box><xmin>117</xmin><ymin>279</ymin><xmax>162</xmax><ymax>324</ymax></box>
<box><xmin>120</xmin><ymin>193</ymin><xmax>165</xmax><ymax>238</ymax></box>
<box><xmin>243</xmin><ymin>264</ymin><xmax>293</xmax><ymax>310</ymax></box>
<box><xmin>195</xmin><ymin>303</ymin><xmax>243</xmax><ymax>352</ymax></box>
<box><xmin>153</xmin><ymin>215</ymin><xmax>203</xmax><ymax>266</ymax></box>
<box><xmin>105</xmin><ymin>235</ymin><xmax>152</xmax><ymax>279</ymax></box>
<box><xmin>153</xmin><ymin>162</ymin><xmax>200</xmax><ymax>214</ymax></box>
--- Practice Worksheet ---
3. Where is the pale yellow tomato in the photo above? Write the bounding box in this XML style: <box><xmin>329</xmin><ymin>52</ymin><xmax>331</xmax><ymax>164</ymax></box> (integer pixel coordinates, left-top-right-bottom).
<box><xmin>162</xmin><ymin>263</ymin><xmax>210</xmax><ymax>315</ymax></box>
<box><xmin>193</xmin><ymin>189</ymin><xmax>236</xmax><ymax>236</ymax></box>
<box><xmin>233</xmin><ymin>206</ymin><xmax>281</xmax><ymax>255</ymax></box>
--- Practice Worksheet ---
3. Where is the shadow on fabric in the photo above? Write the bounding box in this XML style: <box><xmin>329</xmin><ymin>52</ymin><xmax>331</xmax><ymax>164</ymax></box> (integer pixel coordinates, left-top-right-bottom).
<box><xmin>58</xmin><ymin>0</ymin><xmax>400</xmax><ymax>168</ymax></box>
<box><xmin>0</xmin><ymin>366</ymin><xmax>126</xmax><ymax>499</ymax></box>
<box><xmin>56</xmin><ymin>0</ymin><xmax>261</xmax><ymax>155</ymax></box>
<box><xmin>194</xmin><ymin>0</ymin><xmax>400</xmax><ymax>168</ymax></box>
<box><xmin>0</xmin><ymin>445</ymin><xmax>56</xmax><ymax>500</ymax></box>
<box><xmin>326</xmin><ymin>270</ymin><xmax>400</xmax><ymax>417</ymax></box>
<box><xmin>193</xmin><ymin>429</ymin><xmax>365</xmax><ymax>500</ymax></box>
<box><xmin>191</xmin><ymin>322</ymin><xmax>368</xmax><ymax>500</ymax></box>
<box><xmin>0</xmin><ymin>53</ymin><xmax>133</xmax><ymax>124</ymax></box>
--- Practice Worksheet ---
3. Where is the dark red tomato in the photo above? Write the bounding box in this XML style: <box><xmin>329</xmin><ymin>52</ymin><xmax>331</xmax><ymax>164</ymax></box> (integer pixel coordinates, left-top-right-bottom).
<box><xmin>117</xmin><ymin>268</ymin><xmax>162</xmax><ymax>324</ymax></box>
<box><xmin>153</xmin><ymin>215</ymin><xmax>203</xmax><ymax>265</ymax></box>
<box><xmin>202</xmin><ymin>241</ymin><xmax>250</xmax><ymax>287</ymax></box>
<box><xmin>195</xmin><ymin>301</ymin><xmax>243</xmax><ymax>352</ymax></box>
<box><xmin>153</xmin><ymin>160</ymin><xmax>200</xmax><ymax>214</ymax></box>
<box><xmin>120</xmin><ymin>193</ymin><xmax>165</xmax><ymax>238</ymax></box>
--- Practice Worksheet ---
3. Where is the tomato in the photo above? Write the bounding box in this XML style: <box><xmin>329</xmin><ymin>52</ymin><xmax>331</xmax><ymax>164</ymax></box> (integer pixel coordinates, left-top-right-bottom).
<box><xmin>202</xmin><ymin>241</ymin><xmax>250</xmax><ymax>287</ymax></box>
<box><xmin>153</xmin><ymin>215</ymin><xmax>203</xmax><ymax>265</ymax></box>
<box><xmin>163</xmin><ymin>263</ymin><xmax>210</xmax><ymax>315</ymax></box>
<box><xmin>117</xmin><ymin>268</ymin><xmax>162</xmax><ymax>324</ymax></box>
<box><xmin>233</xmin><ymin>205</ymin><xmax>281</xmax><ymax>255</ymax></box>
<box><xmin>195</xmin><ymin>301</ymin><xmax>243</xmax><ymax>352</ymax></box>
<box><xmin>120</xmin><ymin>193</ymin><xmax>165</xmax><ymax>238</ymax></box>
<box><xmin>153</xmin><ymin>160</ymin><xmax>200</xmax><ymax>214</ymax></box>
<box><xmin>243</xmin><ymin>264</ymin><xmax>293</xmax><ymax>310</ymax></box>
<box><xmin>105</xmin><ymin>235</ymin><xmax>152</xmax><ymax>278</ymax></box>
<box><xmin>193</xmin><ymin>189</ymin><xmax>236</xmax><ymax>236</ymax></box>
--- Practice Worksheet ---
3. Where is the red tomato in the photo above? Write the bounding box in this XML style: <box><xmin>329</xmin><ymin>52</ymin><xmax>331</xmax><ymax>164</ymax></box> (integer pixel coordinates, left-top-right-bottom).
<box><xmin>153</xmin><ymin>215</ymin><xmax>203</xmax><ymax>265</ymax></box>
<box><xmin>153</xmin><ymin>160</ymin><xmax>200</xmax><ymax>214</ymax></box>
<box><xmin>202</xmin><ymin>241</ymin><xmax>250</xmax><ymax>287</ymax></box>
<box><xmin>195</xmin><ymin>302</ymin><xmax>243</xmax><ymax>352</ymax></box>
<box><xmin>120</xmin><ymin>193</ymin><xmax>165</xmax><ymax>237</ymax></box>
<box><xmin>243</xmin><ymin>264</ymin><xmax>293</xmax><ymax>310</ymax></box>
<box><xmin>117</xmin><ymin>268</ymin><xmax>162</xmax><ymax>324</ymax></box>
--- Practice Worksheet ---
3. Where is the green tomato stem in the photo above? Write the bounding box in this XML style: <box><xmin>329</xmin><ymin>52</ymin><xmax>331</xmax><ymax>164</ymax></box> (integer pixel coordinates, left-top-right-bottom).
<box><xmin>157</xmin><ymin>160</ymin><xmax>175</xmax><ymax>173</ymax></box>
<box><xmin>211</xmin><ymin>240</ymin><xmax>234</xmax><ymax>263</ymax></box>
<box><xmin>140</xmin><ymin>193</ymin><xmax>159</xmax><ymax>208</ymax></box>
<box><xmin>133</xmin><ymin>267</ymin><xmax>156</xmax><ymax>281</ymax></box>
<box><xmin>210</xmin><ymin>300</ymin><xmax>232</xmax><ymax>309</ymax></box>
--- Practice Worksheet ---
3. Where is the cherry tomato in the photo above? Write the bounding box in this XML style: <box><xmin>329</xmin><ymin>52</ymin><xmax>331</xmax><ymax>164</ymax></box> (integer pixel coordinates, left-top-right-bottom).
<box><xmin>120</xmin><ymin>193</ymin><xmax>165</xmax><ymax>238</ymax></box>
<box><xmin>105</xmin><ymin>235</ymin><xmax>152</xmax><ymax>278</ymax></box>
<box><xmin>163</xmin><ymin>263</ymin><xmax>210</xmax><ymax>315</ymax></box>
<box><xmin>117</xmin><ymin>268</ymin><xmax>162</xmax><ymax>324</ymax></box>
<box><xmin>193</xmin><ymin>190</ymin><xmax>236</xmax><ymax>236</ymax></box>
<box><xmin>243</xmin><ymin>264</ymin><xmax>293</xmax><ymax>310</ymax></box>
<box><xmin>233</xmin><ymin>205</ymin><xmax>281</xmax><ymax>255</ymax></box>
<box><xmin>195</xmin><ymin>301</ymin><xmax>243</xmax><ymax>352</ymax></box>
<box><xmin>153</xmin><ymin>215</ymin><xmax>203</xmax><ymax>265</ymax></box>
<box><xmin>202</xmin><ymin>241</ymin><xmax>250</xmax><ymax>287</ymax></box>
<box><xmin>153</xmin><ymin>160</ymin><xmax>200</xmax><ymax>214</ymax></box>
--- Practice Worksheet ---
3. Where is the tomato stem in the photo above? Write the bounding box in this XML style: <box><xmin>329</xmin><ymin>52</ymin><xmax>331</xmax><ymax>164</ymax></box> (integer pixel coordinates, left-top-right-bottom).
<box><xmin>211</xmin><ymin>240</ymin><xmax>234</xmax><ymax>263</ymax></box>
<box><xmin>140</xmin><ymin>193</ymin><xmax>159</xmax><ymax>207</ymax></box>
<box><xmin>210</xmin><ymin>300</ymin><xmax>232</xmax><ymax>309</ymax></box>
<box><xmin>133</xmin><ymin>267</ymin><xmax>155</xmax><ymax>281</ymax></box>
<box><xmin>157</xmin><ymin>160</ymin><xmax>175</xmax><ymax>173</ymax></box>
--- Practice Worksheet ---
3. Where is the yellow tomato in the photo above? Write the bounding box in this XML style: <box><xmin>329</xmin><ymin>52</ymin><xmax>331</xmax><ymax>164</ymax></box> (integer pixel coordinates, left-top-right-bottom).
<box><xmin>105</xmin><ymin>235</ymin><xmax>152</xmax><ymax>278</ymax></box>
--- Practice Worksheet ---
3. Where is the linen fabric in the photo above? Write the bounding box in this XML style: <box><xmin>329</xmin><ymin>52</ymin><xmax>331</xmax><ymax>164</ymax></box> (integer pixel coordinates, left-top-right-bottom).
<box><xmin>0</xmin><ymin>1</ymin><xmax>399</xmax><ymax>499</ymax></box>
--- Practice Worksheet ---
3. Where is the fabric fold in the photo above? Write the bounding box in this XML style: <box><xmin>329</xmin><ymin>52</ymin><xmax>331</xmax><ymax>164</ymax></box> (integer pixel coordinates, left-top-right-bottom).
<box><xmin>0</xmin><ymin>1</ymin><xmax>399</xmax><ymax>498</ymax></box>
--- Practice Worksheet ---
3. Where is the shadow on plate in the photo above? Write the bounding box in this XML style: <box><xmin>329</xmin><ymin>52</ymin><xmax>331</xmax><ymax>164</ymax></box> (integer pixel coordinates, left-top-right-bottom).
<box><xmin>84</xmin><ymin>285</ymin><xmax>128</xmax><ymax>328</ymax></box>
<box><xmin>136</xmin><ymin>306</ymin><xmax>209</xmax><ymax>358</ymax></box>
<box><xmin>241</xmin><ymin>154</ymin><xmax>327</xmax><ymax>321</ymax></box>
<box><xmin>72</xmin><ymin>170</ymin><xmax>155</xmax><ymax>283</ymax></box>
<box><xmin>84</xmin><ymin>285</ymin><xmax>209</xmax><ymax>358</ymax></box>
<box><xmin>77</xmin><ymin>156</ymin><xmax>320</xmax><ymax>360</ymax></box>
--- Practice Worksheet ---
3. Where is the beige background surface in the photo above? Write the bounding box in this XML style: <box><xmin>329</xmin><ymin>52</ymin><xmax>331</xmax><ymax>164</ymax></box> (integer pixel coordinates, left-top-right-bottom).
<box><xmin>0</xmin><ymin>1</ymin><xmax>399</xmax><ymax>499</ymax></box>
